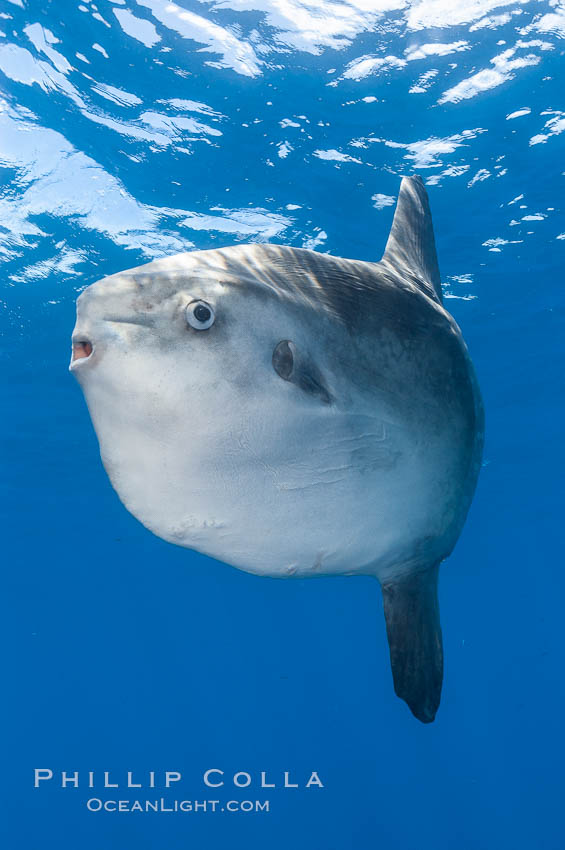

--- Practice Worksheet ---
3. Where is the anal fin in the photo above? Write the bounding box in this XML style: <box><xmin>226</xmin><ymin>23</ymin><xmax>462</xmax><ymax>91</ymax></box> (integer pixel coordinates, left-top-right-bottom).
<box><xmin>381</xmin><ymin>563</ymin><xmax>443</xmax><ymax>723</ymax></box>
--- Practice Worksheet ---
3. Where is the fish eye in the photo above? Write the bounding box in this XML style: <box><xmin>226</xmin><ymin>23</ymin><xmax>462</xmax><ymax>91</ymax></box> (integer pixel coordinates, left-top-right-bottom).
<box><xmin>186</xmin><ymin>300</ymin><xmax>215</xmax><ymax>330</ymax></box>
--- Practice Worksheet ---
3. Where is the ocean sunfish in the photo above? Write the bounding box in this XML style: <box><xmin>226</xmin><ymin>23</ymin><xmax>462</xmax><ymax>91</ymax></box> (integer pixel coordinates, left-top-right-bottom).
<box><xmin>70</xmin><ymin>176</ymin><xmax>483</xmax><ymax>723</ymax></box>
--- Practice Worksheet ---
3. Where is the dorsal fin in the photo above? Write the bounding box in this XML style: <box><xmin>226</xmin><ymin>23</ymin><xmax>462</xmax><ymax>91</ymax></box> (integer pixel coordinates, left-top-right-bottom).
<box><xmin>381</xmin><ymin>175</ymin><xmax>443</xmax><ymax>303</ymax></box>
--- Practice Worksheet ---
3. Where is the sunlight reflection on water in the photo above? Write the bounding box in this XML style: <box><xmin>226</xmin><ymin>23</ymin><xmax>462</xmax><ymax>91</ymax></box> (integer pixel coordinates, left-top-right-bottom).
<box><xmin>0</xmin><ymin>0</ymin><xmax>563</xmax><ymax>299</ymax></box>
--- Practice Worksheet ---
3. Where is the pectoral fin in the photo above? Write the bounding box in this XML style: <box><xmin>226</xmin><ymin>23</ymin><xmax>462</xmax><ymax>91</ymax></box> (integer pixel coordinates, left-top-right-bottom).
<box><xmin>381</xmin><ymin>563</ymin><xmax>443</xmax><ymax>723</ymax></box>
<box><xmin>272</xmin><ymin>340</ymin><xmax>332</xmax><ymax>405</ymax></box>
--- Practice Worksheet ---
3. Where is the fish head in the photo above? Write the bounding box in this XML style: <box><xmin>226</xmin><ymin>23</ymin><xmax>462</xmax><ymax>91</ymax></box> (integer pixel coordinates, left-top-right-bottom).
<box><xmin>70</xmin><ymin>245</ymin><xmax>357</xmax><ymax>572</ymax></box>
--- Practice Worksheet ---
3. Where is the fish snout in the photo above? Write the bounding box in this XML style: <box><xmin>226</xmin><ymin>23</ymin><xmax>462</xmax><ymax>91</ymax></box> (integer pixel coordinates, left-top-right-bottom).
<box><xmin>70</xmin><ymin>334</ymin><xmax>94</xmax><ymax>371</ymax></box>
<box><xmin>72</xmin><ymin>339</ymin><xmax>92</xmax><ymax>360</ymax></box>
<box><xmin>70</xmin><ymin>273</ymin><xmax>138</xmax><ymax>372</ymax></box>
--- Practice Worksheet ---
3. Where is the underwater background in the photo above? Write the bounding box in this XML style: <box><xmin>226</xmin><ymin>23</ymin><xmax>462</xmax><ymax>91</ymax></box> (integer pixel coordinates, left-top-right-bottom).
<box><xmin>2</xmin><ymin>1</ymin><xmax>564</xmax><ymax>848</ymax></box>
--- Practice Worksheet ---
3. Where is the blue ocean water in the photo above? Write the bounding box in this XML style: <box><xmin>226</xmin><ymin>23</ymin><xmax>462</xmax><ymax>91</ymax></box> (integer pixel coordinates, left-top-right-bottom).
<box><xmin>2</xmin><ymin>1</ymin><xmax>564</xmax><ymax>848</ymax></box>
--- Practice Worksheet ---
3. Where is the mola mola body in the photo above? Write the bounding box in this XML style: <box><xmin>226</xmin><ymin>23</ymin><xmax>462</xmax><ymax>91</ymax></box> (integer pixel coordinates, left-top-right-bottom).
<box><xmin>71</xmin><ymin>176</ymin><xmax>484</xmax><ymax>723</ymax></box>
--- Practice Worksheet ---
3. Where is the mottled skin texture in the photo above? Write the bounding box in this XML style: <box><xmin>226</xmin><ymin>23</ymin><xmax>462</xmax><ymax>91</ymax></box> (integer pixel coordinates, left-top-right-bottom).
<box><xmin>71</xmin><ymin>177</ymin><xmax>483</xmax><ymax>722</ymax></box>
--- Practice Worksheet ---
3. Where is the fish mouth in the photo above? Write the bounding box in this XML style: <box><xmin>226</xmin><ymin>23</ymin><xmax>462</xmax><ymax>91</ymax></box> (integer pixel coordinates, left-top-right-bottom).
<box><xmin>70</xmin><ymin>337</ymin><xmax>94</xmax><ymax>369</ymax></box>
